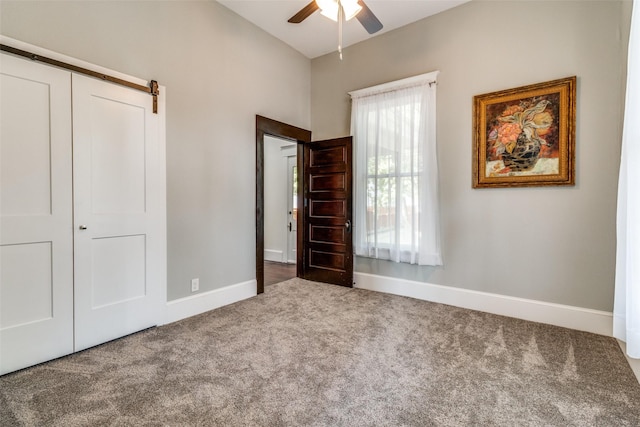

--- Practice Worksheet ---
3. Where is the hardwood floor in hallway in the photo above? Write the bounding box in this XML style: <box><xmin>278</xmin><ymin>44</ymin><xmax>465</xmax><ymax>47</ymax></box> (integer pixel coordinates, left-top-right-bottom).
<box><xmin>264</xmin><ymin>261</ymin><xmax>296</xmax><ymax>286</ymax></box>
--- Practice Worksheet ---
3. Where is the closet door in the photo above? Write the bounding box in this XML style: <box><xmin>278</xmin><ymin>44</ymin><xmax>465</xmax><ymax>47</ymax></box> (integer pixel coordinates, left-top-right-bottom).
<box><xmin>0</xmin><ymin>53</ymin><xmax>74</xmax><ymax>375</ymax></box>
<box><xmin>72</xmin><ymin>74</ymin><xmax>164</xmax><ymax>351</ymax></box>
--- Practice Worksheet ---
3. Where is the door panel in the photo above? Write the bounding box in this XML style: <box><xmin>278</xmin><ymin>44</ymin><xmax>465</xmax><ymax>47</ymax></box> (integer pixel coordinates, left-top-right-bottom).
<box><xmin>310</xmin><ymin>200</ymin><xmax>346</xmax><ymax>216</ymax></box>
<box><xmin>1</xmin><ymin>243</ymin><xmax>53</xmax><ymax>327</ymax></box>
<box><xmin>310</xmin><ymin>225</ymin><xmax>346</xmax><ymax>244</ymax></box>
<box><xmin>303</xmin><ymin>137</ymin><xmax>353</xmax><ymax>287</ymax></box>
<box><xmin>91</xmin><ymin>235</ymin><xmax>146</xmax><ymax>308</ymax></box>
<box><xmin>310</xmin><ymin>174</ymin><xmax>345</xmax><ymax>192</ymax></box>
<box><xmin>73</xmin><ymin>73</ymin><xmax>163</xmax><ymax>352</ymax></box>
<box><xmin>0</xmin><ymin>53</ymin><xmax>74</xmax><ymax>375</ymax></box>
<box><xmin>89</xmin><ymin>96</ymin><xmax>146</xmax><ymax>214</ymax></box>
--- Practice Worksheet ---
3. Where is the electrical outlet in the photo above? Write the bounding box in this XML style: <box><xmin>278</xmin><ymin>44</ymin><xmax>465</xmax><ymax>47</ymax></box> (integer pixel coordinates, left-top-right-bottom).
<box><xmin>191</xmin><ymin>278</ymin><xmax>199</xmax><ymax>292</ymax></box>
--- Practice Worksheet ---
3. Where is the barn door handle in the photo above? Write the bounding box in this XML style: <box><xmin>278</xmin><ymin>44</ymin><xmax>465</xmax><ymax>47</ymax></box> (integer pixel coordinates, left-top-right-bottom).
<box><xmin>345</xmin><ymin>220</ymin><xmax>351</xmax><ymax>233</ymax></box>
<box><xmin>288</xmin><ymin>222</ymin><xmax>292</xmax><ymax>232</ymax></box>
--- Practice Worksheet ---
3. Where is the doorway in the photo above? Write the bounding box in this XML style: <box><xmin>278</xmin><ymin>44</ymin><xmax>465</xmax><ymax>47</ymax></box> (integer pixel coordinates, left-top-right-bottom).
<box><xmin>286</xmin><ymin>154</ymin><xmax>298</xmax><ymax>263</ymax></box>
<box><xmin>256</xmin><ymin>116</ymin><xmax>311</xmax><ymax>294</ymax></box>
<box><xmin>256</xmin><ymin>116</ymin><xmax>354</xmax><ymax>293</ymax></box>
<box><xmin>263</xmin><ymin>135</ymin><xmax>297</xmax><ymax>286</ymax></box>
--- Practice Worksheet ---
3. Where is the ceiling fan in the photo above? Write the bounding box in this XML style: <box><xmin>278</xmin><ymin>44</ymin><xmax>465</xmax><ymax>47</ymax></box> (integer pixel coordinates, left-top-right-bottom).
<box><xmin>288</xmin><ymin>0</ymin><xmax>383</xmax><ymax>35</ymax></box>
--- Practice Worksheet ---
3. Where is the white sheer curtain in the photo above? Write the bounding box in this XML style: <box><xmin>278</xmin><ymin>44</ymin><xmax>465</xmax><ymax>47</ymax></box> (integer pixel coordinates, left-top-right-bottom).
<box><xmin>350</xmin><ymin>72</ymin><xmax>442</xmax><ymax>266</ymax></box>
<box><xmin>614</xmin><ymin>0</ymin><xmax>640</xmax><ymax>358</ymax></box>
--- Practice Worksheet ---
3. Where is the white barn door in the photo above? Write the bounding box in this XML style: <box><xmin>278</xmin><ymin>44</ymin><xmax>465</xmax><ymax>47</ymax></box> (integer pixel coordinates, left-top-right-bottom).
<box><xmin>0</xmin><ymin>53</ymin><xmax>74</xmax><ymax>375</ymax></box>
<box><xmin>72</xmin><ymin>74</ymin><xmax>164</xmax><ymax>351</ymax></box>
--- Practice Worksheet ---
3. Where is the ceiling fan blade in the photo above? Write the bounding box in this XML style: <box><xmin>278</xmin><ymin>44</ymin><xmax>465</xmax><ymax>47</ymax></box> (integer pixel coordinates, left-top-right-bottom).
<box><xmin>356</xmin><ymin>0</ymin><xmax>383</xmax><ymax>34</ymax></box>
<box><xmin>288</xmin><ymin>1</ymin><xmax>320</xmax><ymax>23</ymax></box>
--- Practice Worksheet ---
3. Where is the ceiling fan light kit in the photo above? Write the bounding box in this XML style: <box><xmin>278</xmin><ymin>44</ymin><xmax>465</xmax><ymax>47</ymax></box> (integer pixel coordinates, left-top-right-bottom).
<box><xmin>288</xmin><ymin>0</ymin><xmax>383</xmax><ymax>59</ymax></box>
<box><xmin>288</xmin><ymin>0</ymin><xmax>383</xmax><ymax>34</ymax></box>
<box><xmin>317</xmin><ymin>0</ymin><xmax>362</xmax><ymax>22</ymax></box>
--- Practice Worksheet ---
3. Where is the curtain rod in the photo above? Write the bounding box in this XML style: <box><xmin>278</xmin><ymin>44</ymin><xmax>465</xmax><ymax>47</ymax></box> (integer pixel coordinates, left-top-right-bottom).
<box><xmin>0</xmin><ymin>44</ymin><xmax>160</xmax><ymax>114</ymax></box>
<box><xmin>349</xmin><ymin>70</ymin><xmax>439</xmax><ymax>100</ymax></box>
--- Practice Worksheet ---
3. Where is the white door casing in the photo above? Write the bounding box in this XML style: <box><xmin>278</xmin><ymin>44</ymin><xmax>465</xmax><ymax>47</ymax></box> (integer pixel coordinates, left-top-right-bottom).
<box><xmin>0</xmin><ymin>53</ymin><xmax>74</xmax><ymax>375</ymax></box>
<box><xmin>286</xmin><ymin>155</ymin><xmax>297</xmax><ymax>264</ymax></box>
<box><xmin>72</xmin><ymin>73</ymin><xmax>165</xmax><ymax>351</ymax></box>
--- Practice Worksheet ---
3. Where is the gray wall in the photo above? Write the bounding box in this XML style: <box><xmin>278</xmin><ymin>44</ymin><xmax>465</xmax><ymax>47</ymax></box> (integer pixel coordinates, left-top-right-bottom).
<box><xmin>0</xmin><ymin>1</ymin><xmax>311</xmax><ymax>301</ymax></box>
<box><xmin>311</xmin><ymin>0</ymin><xmax>632</xmax><ymax>311</ymax></box>
<box><xmin>1</xmin><ymin>0</ymin><xmax>632</xmax><ymax>312</ymax></box>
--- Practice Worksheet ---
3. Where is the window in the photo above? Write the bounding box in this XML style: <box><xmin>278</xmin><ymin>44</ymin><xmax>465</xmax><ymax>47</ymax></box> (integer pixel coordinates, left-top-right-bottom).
<box><xmin>350</xmin><ymin>71</ymin><xmax>442</xmax><ymax>265</ymax></box>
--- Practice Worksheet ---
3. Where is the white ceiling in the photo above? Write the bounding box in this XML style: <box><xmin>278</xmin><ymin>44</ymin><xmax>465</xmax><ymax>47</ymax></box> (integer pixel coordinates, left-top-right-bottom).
<box><xmin>217</xmin><ymin>0</ymin><xmax>470</xmax><ymax>59</ymax></box>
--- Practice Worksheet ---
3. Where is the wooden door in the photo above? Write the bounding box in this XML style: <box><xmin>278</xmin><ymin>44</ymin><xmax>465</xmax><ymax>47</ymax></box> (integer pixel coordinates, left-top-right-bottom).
<box><xmin>0</xmin><ymin>53</ymin><xmax>74</xmax><ymax>374</ymax></box>
<box><xmin>303</xmin><ymin>137</ymin><xmax>353</xmax><ymax>287</ymax></box>
<box><xmin>72</xmin><ymin>73</ymin><xmax>165</xmax><ymax>352</ymax></box>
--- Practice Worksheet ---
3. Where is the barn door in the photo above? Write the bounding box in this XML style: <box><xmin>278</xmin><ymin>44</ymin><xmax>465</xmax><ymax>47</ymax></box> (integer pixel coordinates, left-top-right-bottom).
<box><xmin>0</xmin><ymin>53</ymin><xmax>74</xmax><ymax>375</ymax></box>
<box><xmin>302</xmin><ymin>137</ymin><xmax>353</xmax><ymax>287</ymax></box>
<box><xmin>72</xmin><ymin>73</ymin><xmax>164</xmax><ymax>351</ymax></box>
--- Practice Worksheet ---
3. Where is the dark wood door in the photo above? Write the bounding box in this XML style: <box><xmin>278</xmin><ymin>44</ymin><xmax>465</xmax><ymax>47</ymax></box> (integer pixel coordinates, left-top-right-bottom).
<box><xmin>302</xmin><ymin>137</ymin><xmax>353</xmax><ymax>287</ymax></box>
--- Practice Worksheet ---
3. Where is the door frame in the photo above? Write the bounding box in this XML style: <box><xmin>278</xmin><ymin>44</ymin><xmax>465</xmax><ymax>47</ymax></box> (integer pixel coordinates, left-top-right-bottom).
<box><xmin>256</xmin><ymin>116</ymin><xmax>311</xmax><ymax>294</ymax></box>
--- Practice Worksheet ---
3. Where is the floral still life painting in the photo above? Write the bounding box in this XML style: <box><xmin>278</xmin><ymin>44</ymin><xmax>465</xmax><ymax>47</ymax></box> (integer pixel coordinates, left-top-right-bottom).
<box><xmin>473</xmin><ymin>77</ymin><xmax>575</xmax><ymax>188</ymax></box>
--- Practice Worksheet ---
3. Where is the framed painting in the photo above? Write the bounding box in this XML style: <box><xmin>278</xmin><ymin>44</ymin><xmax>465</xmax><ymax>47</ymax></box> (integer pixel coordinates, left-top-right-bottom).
<box><xmin>472</xmin><ymin>76</ymin><xmax>576</xmax><ymax>188</ymax></box>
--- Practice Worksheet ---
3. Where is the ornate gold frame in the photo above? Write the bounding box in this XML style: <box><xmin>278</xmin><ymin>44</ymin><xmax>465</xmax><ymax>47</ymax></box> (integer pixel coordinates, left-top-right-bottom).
<box><xmin>473</xmin><ymin>76</ymin><xmax>576</xmax><ymax>188</ymax></box>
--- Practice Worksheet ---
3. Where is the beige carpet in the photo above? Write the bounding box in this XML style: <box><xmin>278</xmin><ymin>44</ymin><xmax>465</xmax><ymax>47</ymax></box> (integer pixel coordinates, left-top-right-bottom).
<box><xmin>1</xmin><ymin>278</ymin><xmax>639</xmax><ymax>426</ymax></box>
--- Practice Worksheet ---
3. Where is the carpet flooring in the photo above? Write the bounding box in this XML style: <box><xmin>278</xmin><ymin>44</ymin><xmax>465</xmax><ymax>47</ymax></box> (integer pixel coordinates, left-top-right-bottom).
<box><xmin>1</xmin><ymin>278</ymin><xmax>639</xmax><ymax>426</ymax></box>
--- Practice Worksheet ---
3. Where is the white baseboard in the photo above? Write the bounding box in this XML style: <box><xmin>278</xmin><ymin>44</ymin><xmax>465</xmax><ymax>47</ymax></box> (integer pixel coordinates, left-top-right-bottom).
<box><xmin>264</xmin><ymin>249</ymin><xmax>283</xmax><ymax>263</ymax></box>
<box><xmin>354</xmin><ymin>272</ymin><xmax>613</xmax><ymax>337</ymax></box>
<box><xmin>164</xmin><ymin>279</ymin><xmax>257</xmax><ymax>324</ymax></box>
